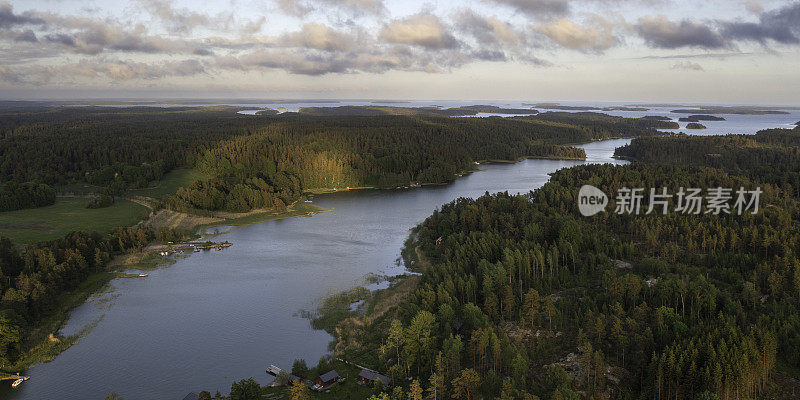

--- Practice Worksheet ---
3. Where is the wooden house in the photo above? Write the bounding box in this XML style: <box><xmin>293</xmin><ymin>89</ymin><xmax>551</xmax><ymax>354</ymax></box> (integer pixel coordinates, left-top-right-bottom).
<box><xmin>314</xmin><ymin>370</ymin><xmax>340</xmax><ymax>390</ymax></box>
<box><xmin>358</xmin><ymin>369</ymin><xmax>391</xmax><ymax>386</ymax></box>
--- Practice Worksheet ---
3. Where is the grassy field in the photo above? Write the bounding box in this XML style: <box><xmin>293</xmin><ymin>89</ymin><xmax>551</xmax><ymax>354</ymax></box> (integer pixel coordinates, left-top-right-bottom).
<box><xmin>0</xmin><ymin>197</ymin><xmax>149</xmax><ymax>244</ymax></box>
<box><xmin>129</xmin><ymin>168</ymin><xmax>207</xmax><ymax>198</ymax></box>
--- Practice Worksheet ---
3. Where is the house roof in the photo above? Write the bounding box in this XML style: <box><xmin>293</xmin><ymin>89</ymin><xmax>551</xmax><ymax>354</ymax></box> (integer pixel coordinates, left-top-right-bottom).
<box><xmin>181</xmin><ymin>392</ymin><xmax>199</xmax><ymax>400</ymax></box>
<box><xmin>289</xmin><ymin>374</ymin><xmax>303</xmax><ymax>382</ymax></box>
<box><xmin>358</xmin><ymin>369</ymin><xmax>390</xmax><ymax>384</ymax></box>
<box><xmin>318</xmin><ymin>370</ymin><xmax>340</xmax><ymax>382</ymax></box>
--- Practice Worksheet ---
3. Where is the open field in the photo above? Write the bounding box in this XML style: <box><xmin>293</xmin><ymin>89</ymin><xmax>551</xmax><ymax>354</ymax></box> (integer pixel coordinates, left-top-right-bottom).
<box><xmin>0</xmin><ymin>197</ymin><xmax>149</xmax><ymax>244</ymax></box>
<box><xmin>129</xmin><ymin>168</ymin><xmax>208</xmax><ymax>198</ymax></box>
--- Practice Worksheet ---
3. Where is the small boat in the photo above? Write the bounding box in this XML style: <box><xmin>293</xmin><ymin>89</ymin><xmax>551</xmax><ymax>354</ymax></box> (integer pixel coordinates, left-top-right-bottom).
<box><xmin>138</xmin><ymin>273</ymin><xmax>148</xmax><ymax>277</ymax></box>
<box><xmin>11</xmin><ymin>378</ymin><xmax>24</xmax><ymax>388</ymax></box>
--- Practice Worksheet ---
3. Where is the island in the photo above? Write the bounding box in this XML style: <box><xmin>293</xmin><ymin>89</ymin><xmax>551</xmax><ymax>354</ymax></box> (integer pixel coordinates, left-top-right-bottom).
<box><xmin>670</xmin><ymin>106</ymin><xmax>790</xmax><ymax>115</ymax></box>
<box><xmin>678</xmin><ymin>114</ymin><xmax>726</xmax><ymax>122</ymax></box>
<box><xmin>297</xmin><ymin>104</ymin><xmax>538</xmax><ymax>117</ymax></box>
<box><xmin>525</xmin><ymin>102</ymin><xmax>649</xmax><ymax>111</ymax></box>
<box><xmin>641</xmin><ymin>115</ymin><xmax>672</xmax><ymax>121</ymax></box>
<box><xmin>685</xmin><ymin>122</ymin><xmax>707</xmax><ymax>129</ymax></box>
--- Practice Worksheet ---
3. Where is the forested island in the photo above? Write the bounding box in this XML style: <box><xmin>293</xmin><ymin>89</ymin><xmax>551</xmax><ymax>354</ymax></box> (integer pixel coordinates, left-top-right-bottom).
<box><xmin>0</xmin><ymin>106</ymin><xmax>671</xmax><ymax>376</ymax></box>
<box><xmin>670</xmin><ymin>107</ymin><xmax>790</xmax><ymax>115</ymax></box>
<box><xmin>678</xmin><ymin>115</ymin><xmax>725</xmax><ymax>122</ymax></box>
<box><xmin>685</xmin><ymin>123</ymin><xmax>707</xmax><ymax>129</ymax></box>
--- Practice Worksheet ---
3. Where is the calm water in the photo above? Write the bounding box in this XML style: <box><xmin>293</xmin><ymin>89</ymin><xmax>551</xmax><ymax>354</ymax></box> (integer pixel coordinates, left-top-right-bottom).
<box><xmin>1</xmin><ymin>140</ymin><xmax>628</xmax><ymax>400</ymax></box>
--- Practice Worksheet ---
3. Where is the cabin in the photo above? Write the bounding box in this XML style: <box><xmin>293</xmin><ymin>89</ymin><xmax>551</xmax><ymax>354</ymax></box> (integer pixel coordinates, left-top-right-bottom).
<box><xmin>358</xmin><ymin>369</ymin><xmax>391</xmax><ymax>386</ymax></box>
<box><xmin>288</xmin><ymin>374</ymin><xmax>304</xmax><ymax>385</ymax></box>
<box><xmin>314</xmin><ymin>370</ymin><xmax>340</xmax><ymax>389</ymax></box>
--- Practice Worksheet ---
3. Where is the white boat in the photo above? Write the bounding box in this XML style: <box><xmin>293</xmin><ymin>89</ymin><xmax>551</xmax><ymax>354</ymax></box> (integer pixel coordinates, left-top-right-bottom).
<box><xmin>11</xmin><ymin>378</ymin><xmax>24</xmax><ymax>388</ymax></box>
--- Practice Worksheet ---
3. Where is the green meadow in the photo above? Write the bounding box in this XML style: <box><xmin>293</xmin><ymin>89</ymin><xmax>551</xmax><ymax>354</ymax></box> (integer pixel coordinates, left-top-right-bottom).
<box><xmin>129</xmin><ymin>168</ymin><xmax>208</xmax><ymax>198</ymax></box>
<box><xmin>0</xmin><ymin>197</ymin><xmax>149</xmax><ymax>244</ymax></box>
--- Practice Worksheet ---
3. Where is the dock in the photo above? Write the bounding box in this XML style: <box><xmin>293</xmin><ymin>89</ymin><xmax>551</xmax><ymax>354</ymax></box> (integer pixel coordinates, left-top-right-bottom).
<box><xmin>159</xmin><ymin>241</ymin><xmax>232</xmax><ymax>256</ymax></box>
<box><xmin>1</xmin><ymin>374</ymin><xmax>29</xmax><ymax>381</ymax></box>
<box><xmin>266</xmin><ymin>365</ymin><xmax>285</xmax><ymax>376</ymax></box>
<box><xmin>2</xmin><ymin>374</ymin><xmax>30</xmax><ymax>388</ymax></box>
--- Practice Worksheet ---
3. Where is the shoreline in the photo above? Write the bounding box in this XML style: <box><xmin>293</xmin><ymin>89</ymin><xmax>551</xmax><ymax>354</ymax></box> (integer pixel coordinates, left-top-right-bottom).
<box><xmin>4</xmin><ymin>136</ymin><xmax>633</xmax><ymax>377</ymax></box>
<box><xmin>3</xmin><ymin>203</ymin><xmax>328</xmax><ymax>375</ymax></box>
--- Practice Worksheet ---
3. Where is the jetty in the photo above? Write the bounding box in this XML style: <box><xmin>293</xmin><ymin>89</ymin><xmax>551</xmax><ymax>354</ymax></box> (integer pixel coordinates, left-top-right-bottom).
<box><xmin>1</xmin><ymin>374</ymin><xmax>30</xmax><ymax>388</ymax></box>
<box><xmin>266</xmin><ymin>364</ymin><xmax>285</xmax><ymax>376</ymax></box>
<box><xmin>159</xmin><ymin>241</ymin><xmax>232</xmax><ymax>256</ymax></box>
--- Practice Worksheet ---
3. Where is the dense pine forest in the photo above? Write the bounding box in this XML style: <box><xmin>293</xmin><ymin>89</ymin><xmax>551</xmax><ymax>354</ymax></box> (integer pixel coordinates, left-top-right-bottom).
<box><xmin>0</xmin><ymin>106</ymin><xmax>669</xmax><ymax>213</ymax></box>
<box><xmin>0</xmin><ymin>106</ymin><xmax>670</xmax><ymax>372</ymax></box>
<box><xmin>323</xmin><ymin>127</ymin><xmax>800</xmax><ymax>400</ymax></box>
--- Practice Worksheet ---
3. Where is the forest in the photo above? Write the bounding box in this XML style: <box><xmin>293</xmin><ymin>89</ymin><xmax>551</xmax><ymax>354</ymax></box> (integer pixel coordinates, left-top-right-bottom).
<box><xmin>0</xmin><ymin>106</ymin><xmax>668</xmax><ymax>214</ymax></box>
<box><xmin>317</xmin><ymin>127</ymin><xmax>800</xmax><ymax>400</ymax></box>
<box><xmin>0</xmin><ymin>228</ymin><xmax>153</xmax><ymax>369</ymax></box>
<box><xmin>0</xmin><ymin>106</ymin><xmax>672</xmax><ymax>372</ymax></box>
<box><xmin>0</xmin><ymin>182</ymin><xmax>56</xmax><ymax>211</ymax></box>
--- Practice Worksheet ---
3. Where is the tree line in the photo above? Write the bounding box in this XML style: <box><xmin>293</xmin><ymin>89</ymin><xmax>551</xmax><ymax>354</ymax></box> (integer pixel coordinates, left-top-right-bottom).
<box><xmin>0</xmin><ymin>181</ymin><xmax>55</xmax><ymax>211</ymax></box>
<box><xmin>0</xmin><ymin>105</ymin><xmax>670</xmax><ymax>214</ymax></box>
<box><xmin>325</xmin><ymin>127</ymin><xmax>800</xmax><ymax>400</ymax></box>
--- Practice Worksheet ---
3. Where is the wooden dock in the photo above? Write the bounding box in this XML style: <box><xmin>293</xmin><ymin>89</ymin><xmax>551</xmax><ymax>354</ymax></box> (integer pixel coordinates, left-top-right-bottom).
<box><xmin>266</xmin><ymin>365</ymin><xmax>285</xmax><ymax>376</ymax></box>
<box><xmin>1</xmin><ymin>374</ymin><xmax>29</xmax><ymax>381</ymax></box>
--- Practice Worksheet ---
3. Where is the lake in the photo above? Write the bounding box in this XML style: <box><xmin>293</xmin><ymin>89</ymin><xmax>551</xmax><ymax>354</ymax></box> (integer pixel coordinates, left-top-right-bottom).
<box><xmin>1</xmin><ymin>139</ymin><xmax>629</xmax><ymax>400</ymax></box>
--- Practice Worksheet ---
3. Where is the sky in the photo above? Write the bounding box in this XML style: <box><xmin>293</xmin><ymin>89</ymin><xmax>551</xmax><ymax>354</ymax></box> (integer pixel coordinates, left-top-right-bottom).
<box><xmin>1</xmin><ymin>0</ymin><xmax>799</xmax><ymax>104</ymax></box>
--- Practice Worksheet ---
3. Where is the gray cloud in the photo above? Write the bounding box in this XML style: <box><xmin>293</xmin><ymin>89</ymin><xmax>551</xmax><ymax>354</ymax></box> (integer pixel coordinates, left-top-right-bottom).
<box><xmin>14</xmin><ymin>29</ymin><xmax>37</xmax><ymax>42</ymax></box>
<box><xmin>453</xmin><ymin>10</ymin><xmax>522</xmax><ymax>45</ymax></box>
<box><xmin>635</xmin><ymin>15</ymin><xmax>728</xmax><ymax>49</ymax></box>
<box><xmin>671</xmin><ymin>60</ymin><xmax>704</xmax><ymax>71</ymax></box>
<box><xmin>137</xmin><ymin>0</ymin><xmax>230</xmax><ymax>34</ymax></box>
<box><xmin>0</xmin><ymin>1</ymin><xmax>44</xmax><ymax>28</ymax></box>
<box><xmin>275</xmin><ymin>0</ymin><xmax>385</xmax><ymax>17</ymax></box>
<box><xmin>721</xmin><ymin>2</ymin><xmax>800</xmax><ymax>44</ymax></box>
<box><xmin>483</xmin><ymin>0</ymin><xmax>570</xmax><ymax>18</ymax></box>
<box><xmin>379</xmin><ymin>13</ymin><xmax>458</xmax><ymax>49</ymax></box>
<box><xmin>193</xmin><ymin>48</ymin><xmax>214</xmax><ymax>56</ymax></box>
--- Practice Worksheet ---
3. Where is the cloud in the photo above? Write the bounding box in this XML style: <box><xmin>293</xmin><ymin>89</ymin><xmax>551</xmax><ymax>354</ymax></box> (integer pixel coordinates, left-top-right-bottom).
<box><xmin>721</xmin><ymin>2</ymin><xmax>800</xmax><ymax>45</ymax></box>
<box><xmin>193</xmin><ymin>48</ymin><xmax>214</xmax><ymax>56</ymax></box>
<box><xmin>137</xmin><ymin>0</ymin><xmax>230</xmax><ymax>34</ymax></box>
<box><xmin>275</xmin><ymin>0</ymin><xmax>385</xmax><ymax>17</ymax></box>
<box><xmin>744</xmin><ymin>0</ymin><xmax>763</xmax><ymax>14</ymax></box>
<box><xmin>69</xmin><ymin>59</ymin><xmax>207</xmax><ymax>81</ymax></box>
<box><xmin>281</xmin><ymin>23</ymin><xmax>356</xmax><ymax>51</ymax></box>
<box><xmin>0</xmin><ymin>65</ymin><xmax>22</xmax><ymax>82</ymax></box>
<box><xmin>14</xmin><ymin>29</ymin><xmax>37</xmax><ymax>42</ymax></box>
<box><xmin>275</xmin><ymin>0</ymin><xmax>312</xmax><ymax>16</ymax></box>
<box><xmin>0</xmin><ymin>59</ymin><xmax>206</xmax><ymax>85</ymax></box>
<box><xmin>671</xmin><ymin>60</ymin><xmax>704</xmax><ymax>71</ymax></box>
<box><xmin>41</xmin><ymin>24</ymin><xmax>184</xmax><ymax>55</ymax></box>
<box><xmin>483</xmin><ymin>0</ymin><xmax>570</xmax><ymax>18</ymax></box>
<box><xmin>635</xmin><ymin>15</ymin><xmax>728</xmax><ymax>49</ymax></box>
<box><xmin>0</xmin><ymin>1</ymin><xmax>45</xmax><ymax>28</ymax></box>
<box><xmin>379</xmin><ymin>13</ymin><xmax>458</xmax><ymax>49</ymax></box>
<box><xmin>318</xmin><ymin>0</ymin><xmax>385</xmax><ymax>16</ymax></box>
<box><xmin>537</xmin><ymin>16</ymin><xmax>618</xmax><ymax>52</ymax></box>
<box><xmin>453</xmin><ymin>10</ymin><xmax>522</xmax><ymax>45</ymax></box>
